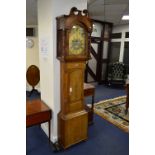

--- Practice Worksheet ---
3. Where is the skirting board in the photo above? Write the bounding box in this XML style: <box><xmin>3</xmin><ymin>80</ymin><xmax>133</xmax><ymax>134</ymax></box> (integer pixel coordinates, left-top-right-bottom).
<box><xmin>41</xmin><ymin>123</ymin><xmax>58</xmax><ymax>143</ymax></box>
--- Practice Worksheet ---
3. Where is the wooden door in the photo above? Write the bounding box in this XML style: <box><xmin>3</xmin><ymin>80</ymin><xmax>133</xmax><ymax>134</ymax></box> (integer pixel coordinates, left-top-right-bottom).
<box><xmin>60</xmin><ymin>62</ymin><xmax>85</xmax><ymax>114</ymax></box>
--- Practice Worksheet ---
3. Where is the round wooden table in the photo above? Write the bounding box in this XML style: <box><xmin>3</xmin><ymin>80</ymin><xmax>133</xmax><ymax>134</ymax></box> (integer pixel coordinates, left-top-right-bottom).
<box><xmin>26</xmin><ymin>65</ymin><xmax>40</xmax><ymax>96</ymax></box>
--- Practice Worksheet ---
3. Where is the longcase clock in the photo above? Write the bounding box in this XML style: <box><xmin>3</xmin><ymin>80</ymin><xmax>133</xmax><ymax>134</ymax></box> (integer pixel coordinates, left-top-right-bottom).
<box><xmin>56</xmin><ymin>7</ymin><xmax>92</xmax><ymax>149</ymax></box>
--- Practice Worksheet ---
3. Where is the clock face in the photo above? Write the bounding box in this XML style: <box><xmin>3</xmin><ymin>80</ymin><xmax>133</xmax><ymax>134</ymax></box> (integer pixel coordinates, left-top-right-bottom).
<box><xmin>26</xmin><ymin>38</ymin><xmax>34</xmax><ymax>48</ymax></box>
<box><xmin>69</xmin><ymin>25</ymin><xmax>86</xmax><ymax>55</ymax></box>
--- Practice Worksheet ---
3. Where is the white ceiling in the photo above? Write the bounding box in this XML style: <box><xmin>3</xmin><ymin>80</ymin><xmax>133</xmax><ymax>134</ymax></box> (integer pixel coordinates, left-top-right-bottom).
<box><xmin>88</xmin><ymin>0</ymin><xmax>129</xmax><ymax>25</ymax></box>
<box><xmin>26</xmin><ymin>0</ymin><xmax>129</xmax><ymax>25</ymax></box>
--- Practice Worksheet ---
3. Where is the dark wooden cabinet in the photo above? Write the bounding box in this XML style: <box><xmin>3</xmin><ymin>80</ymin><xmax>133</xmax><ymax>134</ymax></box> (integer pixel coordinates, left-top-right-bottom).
<box><xmin>56</xmin><ymin>7</ymin><xmax>92</xmax><ymax>149</ymax></box>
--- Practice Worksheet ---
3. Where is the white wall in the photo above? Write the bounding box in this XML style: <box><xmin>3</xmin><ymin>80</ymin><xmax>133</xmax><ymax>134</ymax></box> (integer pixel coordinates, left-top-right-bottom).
<box><xmin>87</xmin><ymin>22</ymin><xmax>103</xmax><ymax>82</ymax></box>
<box><xmin>91</xmin><ymin>22</ymin><xmax>103</xmax><ymax>37</ymax></box>
<box><xmin>26</xmin><ymin>25</ymin><xmax>40</xmax><ymax>91</ymax></box>
<box><xmin>112</xmin><ymin>24</ymin><xmax>129</xmax><ymax>62</ymax></box>
<box><xmin>37</xmin><ymin>0</ymin><xmax>87</xmax><ymax>143</ymax></box>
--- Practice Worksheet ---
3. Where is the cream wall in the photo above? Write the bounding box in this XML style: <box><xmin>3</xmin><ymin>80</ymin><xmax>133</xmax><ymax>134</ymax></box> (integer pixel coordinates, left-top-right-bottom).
<box><xmin>37</xmin><ymin>0</ymin><xmax>87</xmax><ymax>143</ymax></box>
<box><xmin>26</xmin><ymin>25</ymin><xmax>40</xmax><ymax>91</ymax></box>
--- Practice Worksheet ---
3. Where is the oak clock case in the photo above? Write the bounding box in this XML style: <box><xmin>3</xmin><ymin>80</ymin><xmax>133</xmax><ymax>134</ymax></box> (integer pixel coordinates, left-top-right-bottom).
<box><xmin>56</xmin><ymin>7</ymin><xmax>92</xmax><ymax>149</ymax></box>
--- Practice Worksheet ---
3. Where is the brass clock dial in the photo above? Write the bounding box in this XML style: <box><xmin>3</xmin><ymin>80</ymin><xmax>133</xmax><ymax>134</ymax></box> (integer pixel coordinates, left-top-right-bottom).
<box><xmin>69</xmin><ymin>25</ymin><xmax>85</xmax><ymax>55</ymax></box>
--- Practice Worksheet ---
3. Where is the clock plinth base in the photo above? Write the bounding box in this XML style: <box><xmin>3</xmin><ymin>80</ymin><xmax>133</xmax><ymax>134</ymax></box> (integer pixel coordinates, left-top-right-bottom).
<box><xmin>58</xmin><ymin>110</ymin><xmax>88</xmax><ymax>149</ymax></box>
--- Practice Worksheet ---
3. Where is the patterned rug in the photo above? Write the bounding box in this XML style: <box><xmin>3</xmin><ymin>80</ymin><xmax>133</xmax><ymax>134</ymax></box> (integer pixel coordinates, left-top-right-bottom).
<box><xmin>94</xmin><ymin>96</ymin><xmax>129</xmax><ymax>132</ymax></box>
